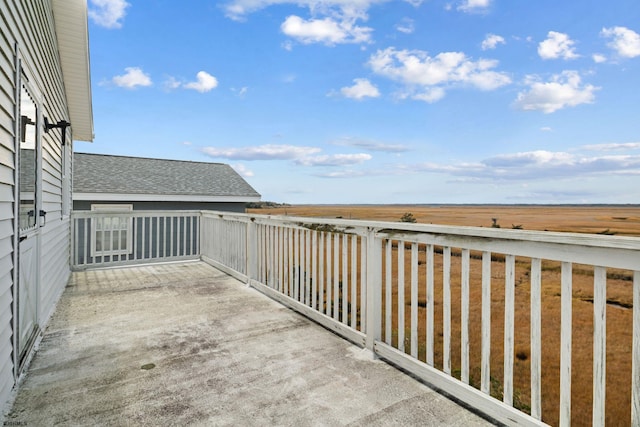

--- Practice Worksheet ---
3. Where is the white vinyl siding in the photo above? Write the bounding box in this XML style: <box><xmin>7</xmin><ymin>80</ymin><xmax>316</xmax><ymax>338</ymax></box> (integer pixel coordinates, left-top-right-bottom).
<box><xmin>0</xmin><ymin>0</ymin><xmax>17</xmax><ymax>407</ymax></box>
<box><xmin>1</xmin><ymin>0</ymin><xmax>77</xmax><ymax>407</ymax></box>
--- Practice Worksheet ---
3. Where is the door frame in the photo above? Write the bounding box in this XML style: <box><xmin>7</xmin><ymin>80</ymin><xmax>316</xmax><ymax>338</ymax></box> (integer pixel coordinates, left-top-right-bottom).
<box><xmin>13</xmin><ymin>47</ymin><xmax>43</xmax><ymax>373</ymax></box>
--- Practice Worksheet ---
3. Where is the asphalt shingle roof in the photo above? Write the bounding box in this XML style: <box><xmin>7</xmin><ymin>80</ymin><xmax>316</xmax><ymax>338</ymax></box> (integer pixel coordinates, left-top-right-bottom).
<box><xmin>73</xmin><ymin>153</ymin><xmax>260</xmax><ymax>198</ymax></box>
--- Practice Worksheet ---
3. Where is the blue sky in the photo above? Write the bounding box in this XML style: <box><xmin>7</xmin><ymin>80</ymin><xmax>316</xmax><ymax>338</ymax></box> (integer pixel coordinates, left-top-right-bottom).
<box><xmin>82</xmin><ymin>0</ymin><xmax>640</xmax><ymax>204</ymax></box>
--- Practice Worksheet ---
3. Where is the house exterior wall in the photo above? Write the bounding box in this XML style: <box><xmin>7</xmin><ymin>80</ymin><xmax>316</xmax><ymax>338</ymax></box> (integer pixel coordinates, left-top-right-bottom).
<box><xmin>1</xmin><ymin>0</ymin><xmax>74</xmax><ymax>408</ymax></box>
<box><xmin>73</xmin><ymin>200</ymin><xmax>249</xmax><ymax>213</ymax></box>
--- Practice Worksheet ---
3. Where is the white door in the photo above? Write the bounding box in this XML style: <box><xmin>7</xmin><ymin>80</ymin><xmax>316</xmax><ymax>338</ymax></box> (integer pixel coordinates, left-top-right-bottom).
<box><xmin>17</xmin><ymin>234</ymin><xmax>38</xmax><ymax>362</ymax></box>
<box><xmin>17</xmin><ymin>81</ymin><xmax>41</xmax><ymax>365</ymax></box>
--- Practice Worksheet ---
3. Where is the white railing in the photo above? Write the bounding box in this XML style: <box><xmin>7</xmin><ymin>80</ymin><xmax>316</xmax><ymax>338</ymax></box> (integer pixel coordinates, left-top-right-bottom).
<box><xmin>71</xmin><ymin>210</ymin><xmax>200</xmax><ymax>269</ymax></box>
<box><xmin>71</xmin><ymin>210</ymin><xmax>640</xmax><ymax>426</ymax></box>
<box><xmin>200</xmin><ymin>211</ymin><xmax>248</xmax><ymax>278</ymax></box>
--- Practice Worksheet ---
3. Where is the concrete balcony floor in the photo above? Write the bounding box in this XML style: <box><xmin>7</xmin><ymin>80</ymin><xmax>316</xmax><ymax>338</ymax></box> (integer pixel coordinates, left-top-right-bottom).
<box><xmin>7</xmin><ymin>261</ymin><xmax>493</xmax><ymax>426</ymax></box>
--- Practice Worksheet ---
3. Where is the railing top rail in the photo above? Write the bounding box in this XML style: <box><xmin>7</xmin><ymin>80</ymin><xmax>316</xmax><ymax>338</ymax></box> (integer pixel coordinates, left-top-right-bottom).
<box><xmin>200</xmin><ymin>210</ymin><xmax>640</xmax><ymax>251</ymax></box>
<box><xmin>71</xmin><ymin>210</ymin><xmax>202</xmax><ymax>218</ymax></box>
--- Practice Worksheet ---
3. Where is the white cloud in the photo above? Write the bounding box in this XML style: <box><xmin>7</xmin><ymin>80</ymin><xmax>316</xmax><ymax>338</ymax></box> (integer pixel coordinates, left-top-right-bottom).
<box><xmin>316</xmin><ymin>169</ymin><xmax>370</xmax><ymax>178</ymax></box>
<box><xmin>457</xmin><ymin>0</ymin><xmax>491</xmax><ymax>13</ymax></box>
<box><xmin>237</xmin><ymin>87</ymin><xmax>249</xmax><ymax>97</ymax></box>
<box><xmin>484</xmin><ymin>150</ymin><xmax>574</xmax><ymax>167</ymax></box>
<box><xmin>296</xmin><ymin>153</ymin><xmax>372</xmax><ymax>166</ymax></box>
<box><xmin>406</xmin><ymin>150</ymin><xmax>640</xmax><ymax>181</ymax></box>
<box><xmin>540</xmin><ymin>127</ymin><xmax>553</xmax><ymax>132</ymax></box>
<box><xmin>225</xmin><ymin>0</ymin><xmax>382</xmax><ymax>45</ymax></box>
<box><xmin>538</xmin><ymin>31</ymin><xmax>579</xmax><ymax>60</ymax></box>
<box><xmin>316</xmin><ymin>169</ymin><xmax>369</xmax><ymax>178</ymax></box>
<box><xmin>164</xmin><ymin>76</ymin><xmax>182</xmax><ymax>90</ymax></box>
<box><xmin>409</xmin><ymin>87</ymin><xmax>446</xmax><ymax>103</ymax></box>
<box><xmin>340</xmin><ymin>78</ymin><xmax>380</xmax><ymax>99</ymax></box>
<box><xmin>514</xmin><ymin>71</ymin><xmax>598</xmax><ymax>113</ymax></box>
<box><xmin>592</xmin><ymin>53</ymin><xmax>607</xmax><ymax>63</ymax></box>
<box><xmin>601</xmin><ymin>26</ymin><xmax>640</xmax><ymax>58</ymax></box>
<box><xmin>282</xmin><ymin>40</ymin><xmax>294</xmax><ymax>51</ymax></box>
<box><xmin>333</xmin><ymin>137</ymin><xmax>410</xmax><ymax>152</ymax></box>
<box><xmin>319</xmin><ymin>148</ymin><xmax>640</xmax><ymax>184</ymax></box>
<box><xmin>184</xmin><ymin>71</ymin><xmax>219</xmax><ymax>93</ymax></box>
<box><xmin>281</xmin><ymin>15</ymin><xmax>372</xmax><ymax>45</ymax></box>
<box><xmin>368</xmin><ymin>47</ymin><xmax>510</xmax><ymax>102</ymax></box>
<box><xmin>481</xmin><ymin>34</ymin><xmax>505</xmax><ymax>50</ymax></box>
<box><xmin>112</xmin><ymin>67</ymin><xmax>152</xmax><ymax>89</ymax></box>
<box><xmin>201</xmin><ymin>143</ymin><xmax>373</xmax><ymax>169</ymax></box>
<box><xmin>223</xmin><ymin>0</ymin><xmax>387</xmax><ymax>21</ymax></box>
<box><xmin>89</xmin><ymin>0</ymin><xmax>130</xmax><ymax>28</ymax></box>
<box><xmin>396</xmin><ymin>18</ymin><xmax>415</xmax><ymax>34</ymax></box>
<box><xmin>201</xmin><ymin>144</ymin><xmax>321</xmax><ymax>161</ymax></box>
<box><xmin>581</xmin><ymin>142</ymin><xmax>640</xmax><ymax>151</ymax></box>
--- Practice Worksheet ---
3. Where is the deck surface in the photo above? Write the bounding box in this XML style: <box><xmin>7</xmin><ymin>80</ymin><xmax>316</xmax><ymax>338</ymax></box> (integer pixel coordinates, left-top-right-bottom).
<box><xmin>6</xmin><ymin>261</ymin><xmax>493</xmax><ymax>426</ymax></box>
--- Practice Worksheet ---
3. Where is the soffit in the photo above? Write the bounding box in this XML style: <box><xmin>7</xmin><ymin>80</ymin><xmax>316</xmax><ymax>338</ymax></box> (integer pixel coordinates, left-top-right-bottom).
<box><xmin>51</xmin><ymin>0</ymin><xmax>94</xmax><ymax>142</ymax></box>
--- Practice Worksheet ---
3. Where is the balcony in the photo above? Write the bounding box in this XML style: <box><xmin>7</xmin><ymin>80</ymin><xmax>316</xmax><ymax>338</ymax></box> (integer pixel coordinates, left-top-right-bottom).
<box><xmin>8</xmin><ymin>210</ymin><xmax>640</xmax><ymax>425</ymax></box>
<box><xmin>7</xmin><ymin>261</ymin><xmax>489</xmax><ymax>425</ymax></box>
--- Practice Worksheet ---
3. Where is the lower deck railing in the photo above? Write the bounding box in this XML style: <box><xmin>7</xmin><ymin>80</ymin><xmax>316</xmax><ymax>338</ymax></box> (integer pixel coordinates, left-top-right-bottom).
<box><xmin>71</xmin><ymin>210</ymin><xmax>640</xmax><ymax>426</ymax></box>
<box><xmin>71</xmin><ymin>210</ymin><xmax>200</xmax><ymax>269</ymax></box>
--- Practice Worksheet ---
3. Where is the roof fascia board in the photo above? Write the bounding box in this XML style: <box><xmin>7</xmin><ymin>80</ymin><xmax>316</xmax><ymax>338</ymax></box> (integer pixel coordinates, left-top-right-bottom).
<box><xmin>52</xmin><ymin>0</ymin><xmax>94</xmax><ymax>141</ymax></box>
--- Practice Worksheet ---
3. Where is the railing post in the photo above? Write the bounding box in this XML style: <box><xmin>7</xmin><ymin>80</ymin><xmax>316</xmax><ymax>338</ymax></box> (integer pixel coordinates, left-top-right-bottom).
<box><xmin>246</xmin><ymin>219</ymin><xmax>257</xmax><ymax>285</ymax></box>
<box><xmin>69</xmin><ymin>212</ymin><xmax>76</xmax><ymax>269</ymax></box>
<box><xmin>365</xmin><ymin>227</ymin><xmax>382</xmax><ymax>354</ymax></box>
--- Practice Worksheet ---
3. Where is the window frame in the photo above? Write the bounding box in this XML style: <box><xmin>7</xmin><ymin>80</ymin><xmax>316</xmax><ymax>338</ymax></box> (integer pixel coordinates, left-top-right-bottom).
<box><xmin>17</xmin><ymin>78</ymin><xmax>42</xmax><ymax>235</ymax></box>
<box><xmin>90</xmin><ymin>204</ymin><xmax>134</xmax><ymax>257</ymax></box>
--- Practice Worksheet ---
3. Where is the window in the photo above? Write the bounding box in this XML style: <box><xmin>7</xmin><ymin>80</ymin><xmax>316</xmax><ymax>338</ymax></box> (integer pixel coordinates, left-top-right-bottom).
<box><xmin>90</xmin><ymin>204</ymin><xmax>133</xmax><ymax>257</ymax></box>
<box><xmin>18</xmin><ymin>84</ymin><xmax>38</xmax><ymax>233</ymax></box>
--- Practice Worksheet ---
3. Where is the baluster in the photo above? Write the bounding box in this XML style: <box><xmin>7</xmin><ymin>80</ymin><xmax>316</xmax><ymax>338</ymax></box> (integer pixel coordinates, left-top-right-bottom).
<box><xmin>443</xmin><ymin>246</ymin><xmax>451</xmax><ymax>374</ymax></box>
<box><xmin>360</xmin><ymin>232</ymin><xmax>367</xmax><ymax>333</ymax></box>
<box><xmin>411</xmin><ymin>242</ymin><xmax>419</xmax><ymax>359</ymax></box>
<box><xmin>351</xmin><ymin>235</ymin><xmax>358</xmax><ymax>328</ymax></box>
<box><xmin>305</xmin><ymin>229</ymin><xmax>311</xmax><ymax>306</ymax></box>
<box><xmin>318</xmin><ymin>232</ymin><xmax>324</xmax><ymax>312</ymax></box>
<box><xmin>504</xmin><ymin>254</ymin><xmax>515</xmax><ymax>405</ymax></box>
<box><xmin>481</xmin><ymin>251</ymin><xmax>491</xmax><ymax>394</ymax></box>
<box><xmin>426</xmin><ymin>244</ymin><xmax>434</xmax><ymax>366</ymax></box>
<box><xmin>398</xmin><ymin>240</ymin><xmax>405</xmax><ymax>353</ymax></box>
<box><xmin>312</xmin><ymin>230</ymin><xmax>318</xmax><ymax>310</ymax></box>
<box><xmin>342</xmin><ymin>234</ymin><xmax>348</xmax><ymax>323</ymax></box>
<box><xmin>593</xmin><ymin>266</ymin><xmax>606</xmax><ymax>426</ymax></box>
<box><xmin>560</xmin><ymin>262</ymin><xmax>573</xmax><ymax>426</ymax></box>
<box><xmin>333</xmin><ymin>233</ymin><xmax>339</xmax><ymax>321</ymax></box>
<box><xmin>461</xmin><ymin>248</ymin><xmax>470</xmax><ymax>384</ymax></box>
<box><xmin>385</xmin><ymin>239</ymin><xmax>392</xmax><ymax>345</ymax></box>
<box><xmin>326</xmin><ymin>233</ymin><xmax>332</xmax><ymax>316</ymax></box>
<box><xmin>530</xmin><ymin>258</ymin><xmax>542</xmax><ymax>420</ymax></box>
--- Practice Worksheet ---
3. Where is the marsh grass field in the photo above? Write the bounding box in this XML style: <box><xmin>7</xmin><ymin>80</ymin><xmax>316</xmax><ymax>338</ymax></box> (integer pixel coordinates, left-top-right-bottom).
<box><xmin>249</xmin><ymin>204</ymin><xmax>640</xmax><ymax>237</ymax></box>
<box><xmin>248</xmin><ymin>204</ymin><xmax>640</xmax><ymax>426</ymax></box>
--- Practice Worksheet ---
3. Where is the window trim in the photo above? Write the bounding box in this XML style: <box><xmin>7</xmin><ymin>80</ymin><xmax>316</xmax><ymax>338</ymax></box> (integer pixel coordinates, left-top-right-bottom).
<box><xmin>90</xmin><ymin>204</ymin><xmax>134</xmax><ymax>257</ymax></box>
<box><xmin>17</xmin><ymin>78</ymin><xmax>42</xmax><ymax>235</ymax></box>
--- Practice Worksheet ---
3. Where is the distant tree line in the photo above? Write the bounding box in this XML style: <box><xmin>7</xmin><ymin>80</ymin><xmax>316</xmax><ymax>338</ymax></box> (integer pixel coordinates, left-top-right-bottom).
<box><xmin>246</xmin><ymin>201</ymin><xmax>292</xmax><ymax>209</ymax></box>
